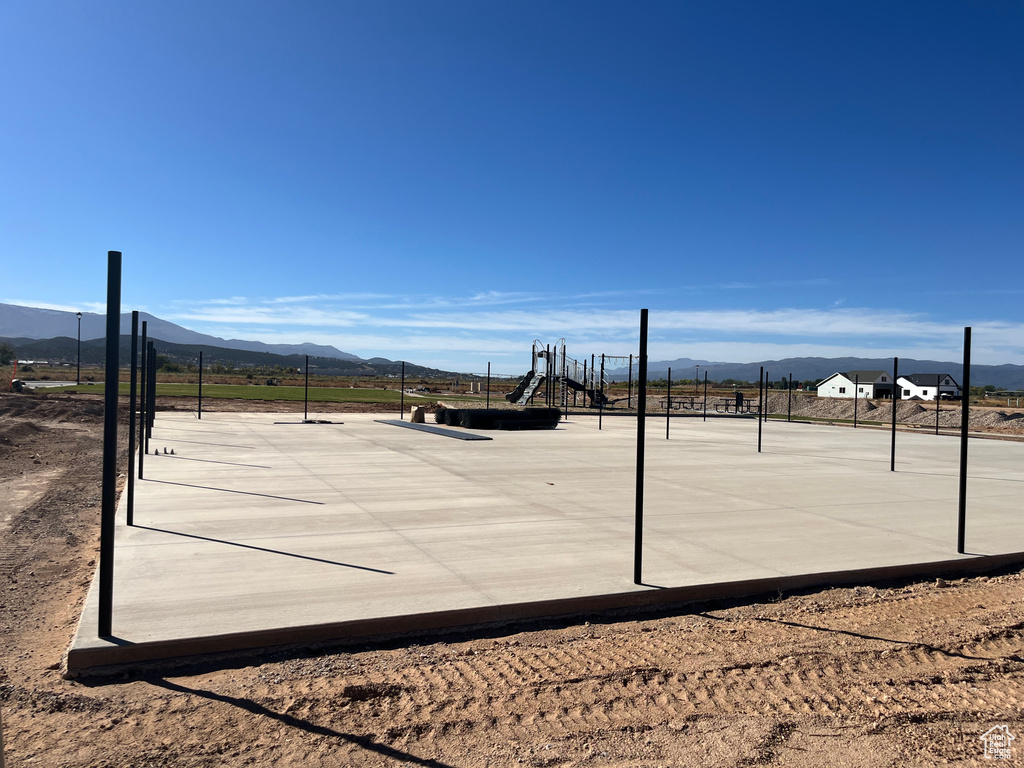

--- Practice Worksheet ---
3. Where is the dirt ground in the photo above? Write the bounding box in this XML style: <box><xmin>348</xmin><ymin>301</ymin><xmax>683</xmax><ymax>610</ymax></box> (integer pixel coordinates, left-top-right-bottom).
<box><xmin>2</xmin><ymin>391</ymin><xmax>1023</xmax><ymax>767</ymax></box>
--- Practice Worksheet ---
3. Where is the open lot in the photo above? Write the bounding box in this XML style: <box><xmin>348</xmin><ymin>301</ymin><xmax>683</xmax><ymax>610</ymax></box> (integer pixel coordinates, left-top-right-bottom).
<box><xmin>2</xmin><ymin>393</ymin><xmax>1023</xmax><ymax>766</ymax></box>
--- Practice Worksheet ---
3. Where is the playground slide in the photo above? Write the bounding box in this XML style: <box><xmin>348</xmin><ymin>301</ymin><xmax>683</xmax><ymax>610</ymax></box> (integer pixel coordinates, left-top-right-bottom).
<box><xmin>563</xmin><ymin>377</ymin><xmax>609</xmax><ymax>406</ymax></box>
<box><xmin>517</xmin><ymin>373</ymin><xmax>546</xmax><ymax>405</ymax></box>
<box><xmin>505</xmin><ymin>370</ymin><xmax>535</xmax><ymax>402</ymax></box>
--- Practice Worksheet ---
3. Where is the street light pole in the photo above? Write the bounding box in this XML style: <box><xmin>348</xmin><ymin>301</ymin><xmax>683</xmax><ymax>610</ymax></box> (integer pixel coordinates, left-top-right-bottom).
<box><xmin>76</xmin><ymin>312</ymin><xmax>82</xmax><ymax>385</ymax></box>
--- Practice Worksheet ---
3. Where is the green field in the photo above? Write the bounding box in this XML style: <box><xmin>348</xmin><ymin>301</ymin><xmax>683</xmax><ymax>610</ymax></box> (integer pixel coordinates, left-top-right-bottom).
<box><xmin>42</xmin><ymin>383</ymin><xmax>412</xmax><ymax>404</ymax></box>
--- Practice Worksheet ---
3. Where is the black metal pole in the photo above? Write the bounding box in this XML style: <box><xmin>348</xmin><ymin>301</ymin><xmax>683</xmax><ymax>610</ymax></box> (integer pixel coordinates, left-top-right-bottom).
<box><xmin>197</xmin><ymin>351</ymin><xmax>203</xmax><ymax>420</ymax></box>
<box><xmin>400</xmin><ymin>361</ymin><xmax>405</xmax><ymax>419</ymax></box>
<box><xmin>890</xmin><ymin>357</ymin><xmax>899</xmax><ymax>472</ymax></box>
<box><xmin>303</xmin><ymin>355</ymin><xmax>309</xmax><ymax>421</ymax></box>
<box><xmin>147</xmin><ymin>341</ymin><xmax>155</xmax><ymax>444</ymax></box>
<box><xmin>787</xmin><ymin>373</ymin><xmax>792</xmax><ymax>422</ymax></box>
<box><xmin>486</xmin><ymin>362</ymin><xmax>491</xmax><ymax>409</ymax></box>
<box><xmin>854</xmin><ymin>374</ymin><xmax>859</xmax><ymax>428</ymax></box>
<box><xmin>76</xmin><ymin>312</ymin><xmax>82</xmax><ymax>385</ymax></box>
<box><xmin>935</xmin><ymin>377</ymin><xmax>940</xmax><ymax>435</ymax></box>
<box><xmin>628</xmin><ymin>354</ymin><xmax>633</xmax><ymax>409</ymax></box>
<box><xmin>633</xmin><ymin>309</ymin><xmax>648</xmax><ymax>585</ymax></box>
<box><xmin>138</xmin><ymin>322</ymin><xmax>147</xmax><ymax>474</ymax></box>
<box><xmin>703</xmin><ymin>371</ymin><xmax>708</xmax><ymax>422</ymax></box>
<box><xmin>547</xmin><ymin>345</ymin><xmax>552</xmax><ymax>407</ymax></box>
<box><xmin>127</xmin><ymin>311</ymin><xmax>138</xmax><ymax>527</ymax></box>
<box><xmin>757</xmin><ymin>367</ymin><xmax>764</xmax><ymax>453</ymax></box>
<box><xmin>600</xmin><ymin>353</ymin><xmax>606</xmax><ymax>404</ymax></box>
<box><xmin>583</xmin><ymin>360</ymin><xmax>587</xmax><ymax>407</ymax></box>
<box><xmin>666</xmin><ymin>367</ymin><xmax>671</xmax><ymax>439</ymax></box>
<box><xmin>598</xmin><ymin>353</ymin><xmax>605</xmax><ymax>429</ymax></box>
<box><xmin>957</xmin><ymin>327</ymin><xmax>971</xmax><ymax>553</ymax></box>
<box><xmin>98</xmin><ymin>250</ymin><xmax>121</xmax><ymax>638</ymax></box>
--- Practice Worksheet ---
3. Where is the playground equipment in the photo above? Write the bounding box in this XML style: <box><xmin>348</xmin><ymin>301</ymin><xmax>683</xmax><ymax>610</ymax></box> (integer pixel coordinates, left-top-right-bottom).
<box><xmin>506</xmin><ymin>340</ymin><xmax>633</xmax><ymax>408</ymax></box>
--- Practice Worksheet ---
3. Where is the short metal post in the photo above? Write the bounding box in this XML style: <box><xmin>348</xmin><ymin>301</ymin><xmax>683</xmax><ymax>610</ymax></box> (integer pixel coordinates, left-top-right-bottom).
<box><xmin>127</xmin><ymin>311</ymin><xmax>138</xmax><ymax>526</ymax></box>
<box><xmin>703</xmin><ymin>371</ymin><xmax>708</xmax><ymax>422</ymax></box>
<box><xmin>890</xmin><ymin>357</ymin><xmax>899</xmax><ymax>472</ymax></box>
<box><xmin>197</xmin><ymin>351</ymin><xmax>203</xmax><ymax>420</ymax></box>
<box><xmin>138</xmin><ymin>322</ymin><xmax>147</xmax><ymax>473</ymax></box>
<box><xmin>665</xmin><ymin>367</ymin><xmax>671</xmax><ymax>439</ymax></box>
<box><xmin>757</xmin><ymin>367</ymin><xmax>764</xmax><ymax>453</ymax></box>
<box><xmin>628</xmin><ymin>354</ymin><xmax>633</xmax><ymax>409</ymax></box>
<box><xmin>486</xmin><ymin>362</ymin><xmax>491</xmax><ymax>409</ymax></box>
<box><xmin>957</xmin><ymin>328</ymin><xmax>971</xmax><ymax>553</ymax></box>
<box><xmin>303</xmin><ymin>355</ymin><xmax>310</xmax><ymax>421</ymax></box>
<box><xmin>633</xmin><ymin>309</ymin><xmax>648</xmax><ymax>585</ymax></box>
<box><xmin>99</xmin><ymin>250</ymin><xmax>121</xmax><ymax>638</ymax></box>
<box><xmin>400</xmin><ymin>361</ymin><xmax>405</xmax><ymax>419</ymax></box>
<box><xmin>787</xmin><ymin>373</ymin><xmax>792</xmax><ymax>422</ymax></box>
<box><xmin>854</xmin><ymin>375</ymin><xmax>859</xmax><ymax>428</ymax></box>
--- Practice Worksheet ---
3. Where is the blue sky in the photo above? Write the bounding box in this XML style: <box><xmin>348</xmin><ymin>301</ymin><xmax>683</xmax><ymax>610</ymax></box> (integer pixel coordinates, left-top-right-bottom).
<box><xmin>2</xmin><ymin>1</ymin><xmax>1022</xmax><ymax>373</ymax></box>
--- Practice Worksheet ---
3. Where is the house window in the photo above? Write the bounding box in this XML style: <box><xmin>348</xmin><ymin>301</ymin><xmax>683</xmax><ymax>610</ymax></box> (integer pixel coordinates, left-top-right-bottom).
<box><xmin>881</xmin><ymin>377</ymin><xmax>887</xmax><ymax>381</ymax></box>
<box><xmin>923</xmin><ymin>389</ymin><xmax>929</xmax><ymax>396</ymax></box>
<box><xmin>903</xmin><ymin>389</ymin><xmax>911</xmax><ymax>396</ymax></box>
<box><xmin>858</xmin><ymin>387</ymin><xmax>864</xmax><ymax>393</ymax></box>
<box><xmin>839</xmin><ymin>387</ymin><xmax>846</xmax><ymax>394</ymax></box>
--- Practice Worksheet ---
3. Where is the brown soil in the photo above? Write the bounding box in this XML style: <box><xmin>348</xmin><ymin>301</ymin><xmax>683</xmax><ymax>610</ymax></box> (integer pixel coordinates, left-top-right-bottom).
<box><xmin>2</xmin><ymin>391</ymin><xmax>1023</xmax><ymax>767</ymax></box>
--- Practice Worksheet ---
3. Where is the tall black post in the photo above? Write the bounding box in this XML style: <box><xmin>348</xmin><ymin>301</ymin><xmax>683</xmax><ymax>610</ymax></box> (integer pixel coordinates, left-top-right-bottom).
<box><xmin>890</xmin><ymin>357</ymin><xmax>899</xmax><ymax>472</ymax></box>
<box><xmin>598</xmin><ymin>353</ymin><xmax>605</xmax><ymax>430</ymax></box>
<box><xmin>197</xmin><ymin>351</ymin><xmax>203</xmax><ymax>420</ymax></box>
<box><xmin>147</xmin><ymin>341</ymin><xmax>155</xmax><ymax>444</ymax></box>
<box><xmin>547</xmin><ymin>345</ymin><xmax>553</xmax><ymax>407</ymax></box>
<box><xmin>957</xmin><ymin>328</ymin><xmax>971</xmax><ymax>553</ymax></box>
<box><xmin>582</xmin><ymin>360</ymin><xmax>588</xmax><ymax>408</ymax></box>
<box><xmin>854</xmin><ymin>375</ymin><xmax>859</xmax><ymax>428</ymax></box>
<box><xmin>76</xmin><ymin>311</ymin><xmax>82</xmax><ymax>385</ymax></box>
<box><xmin>304</xmin><ymin>355</ymin><xmax>310</xmax><ymax>421</ymax></box>
<box><xmin>127</xmin><ymin>311</ymin><xmax>138</xmax><ymax>527</ymax></box>
<box><xmin>400</xmin><ymin>361</ymin><xmax>405</xmax><ymax>419</ymax></box>
<box><xmin>138</xmin><ymin>322</ymin><xmax>147</xmax><ymax>475</ymax></box>
<box><xmin>628</xmin><ymin>354</ymin><xmax>633</xmax><ymax>409</ymax></box>
<box><xmin>757</xmin><ymin>367</ymin><xmax>764</xmax><ymax>453</ymax></box>
<box><xmin>486</xmin><ymin>362</ymin><xmax>491</xmax><ymax>409</ymax></box>
<box><xmin>935</xmin><ymin>378</ymin><xmax>941</xmax><ymax>435</ymax></box>
<box><xmin>633</xmin><ymin>309</ymin><xmax>648</xmax><ymax>585</ymax></box>
<box><xmin>787</xmin><ymin>373</ymin><xmax>792</xmax><ymax>422</ymax></box>
<box><xmin>665</xmin><ymin>367</ymin><xmax>672</xmax><ymax>439</ymax></box>
<box><xmin>600</xmin><ymin>354</ymin><xmax>606</xmax><ymax>404</ymax></box>
<box><xmin>99</xmin><ymin>251</ymin><xmax>121</xmax><ymax>638</ymax></box>
<box><xmin>703</xmin><ymin>371</ymin><xmax>708</xmax><ymax>422</ymax></box>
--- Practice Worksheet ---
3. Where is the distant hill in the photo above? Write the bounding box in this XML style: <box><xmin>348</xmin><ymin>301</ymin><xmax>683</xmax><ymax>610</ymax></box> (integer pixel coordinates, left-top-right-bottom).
<box><xmin>1</xmin><ymin>334</ymin><xmax>456</xmax><ymax>379</ymax></box>
<box><xmin>609</xmin><ymin>355</ymin><xmax>1024</xmax><ymax>390</ymax></box>
<box><xmin>0</xmin><ymin>302</ymin><xmax>361</xmax><ymax>361</ymax></box>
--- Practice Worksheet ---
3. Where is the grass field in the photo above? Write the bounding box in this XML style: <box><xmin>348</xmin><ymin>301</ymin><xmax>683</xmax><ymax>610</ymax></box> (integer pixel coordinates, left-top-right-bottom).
<box><xmin>40</xmin><ymin>383</ymin><xmax>412</xmax><ymax>404</ymax></box>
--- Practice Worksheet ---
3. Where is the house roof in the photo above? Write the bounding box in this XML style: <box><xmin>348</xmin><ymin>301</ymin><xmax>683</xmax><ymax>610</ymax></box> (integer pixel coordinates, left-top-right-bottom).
<box><xmin>900</xmin><ymin>373</ymin><xmax>960</xmax><ymax>387</ymax></box>
<box><xmin>842</xmin><ymin>370</ymin><xmax>892</xmax><ymax>382</ymax></box>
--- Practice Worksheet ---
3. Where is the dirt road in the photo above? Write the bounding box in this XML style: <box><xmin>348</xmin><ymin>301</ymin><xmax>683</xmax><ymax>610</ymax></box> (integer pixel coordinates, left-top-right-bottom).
<box><xmin>1</xmin><ymin>392</ymin><xmax>1022</xmax><ymax>766</ymax></box>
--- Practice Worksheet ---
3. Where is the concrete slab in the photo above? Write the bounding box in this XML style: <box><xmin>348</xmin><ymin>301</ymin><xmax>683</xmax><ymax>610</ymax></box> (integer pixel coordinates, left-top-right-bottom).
<box><xmin>68</xmin><ymin>412</ymin><xmax>1024</xmax><ymax>672</ymax></box>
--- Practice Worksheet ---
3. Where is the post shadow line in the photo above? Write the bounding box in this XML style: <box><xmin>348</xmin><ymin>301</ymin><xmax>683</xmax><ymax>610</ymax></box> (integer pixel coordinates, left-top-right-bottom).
<box><xmin>164</xmin><ymin>455</ymin><xmax>274</xmax><ymax>469</ymax></box>
<box><xmin>133</xmin><ymin>525</ymin><xmax>395</xmax><ymax>574</ymax></box>
<box><xmin>700</xmin><ymin>612</ymin><xmax>995</xmax><ymax>662</ymax></box>
<box><xmin>157</xmin><ymin>438</ymin><xmax>257</xmax><ymax>450</ymax></box>
<box><xmin>145</xmin><ymin>479</ymin><xmax>324</xmax><ymax>505</ymax></box>
<box><xmin>147</xmin><ymin>678</ymin><xmax>454</xmax><ymax>767</ymax></box>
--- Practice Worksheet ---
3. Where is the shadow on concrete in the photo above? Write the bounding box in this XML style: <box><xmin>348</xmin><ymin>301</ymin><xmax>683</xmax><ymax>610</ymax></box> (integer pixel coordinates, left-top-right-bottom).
<box><xmin>145</xmin><ymin>478</ymin><xmax>324</xmax><ymax>505</ymax></box>
<box><xmin>133</xmin><ymin>525</ymin><xmax>395</xmax><ymax>575</ymax></box>
<box><xmin>147</xmin><ymin>678</ymin><xmax>456</xmax><ymax>767</ymax></box>
<box><xmin>155</xmin><ymin>437</ymin><xmax>256</xmax><ymax>449</ymax></box>
<box><xmin>164</xmin><ymin>455</ymin><xmax>274</xmax><ymax>469</ymax></box>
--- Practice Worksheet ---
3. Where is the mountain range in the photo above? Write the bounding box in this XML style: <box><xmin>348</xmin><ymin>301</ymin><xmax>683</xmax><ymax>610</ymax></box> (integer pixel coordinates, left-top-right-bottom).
<box><xmin>0</xmin><ymin>302</ymin><xmax>360</xmax><ymax>361</ymax></box>
<box><xmin>4</xmin><ymin>302</ymin><xmax>1024</xmax><ymax>388</ymax></box>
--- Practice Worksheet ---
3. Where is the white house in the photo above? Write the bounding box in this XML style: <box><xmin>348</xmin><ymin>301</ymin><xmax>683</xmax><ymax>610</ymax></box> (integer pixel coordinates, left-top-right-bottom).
<box><xmin>896</xmin><ymin>373</ymin><xmax>960</xmax><ymax>401</ymax></box>
<box><xmin>816</xmin><ymin>370</ymin><xmax>894</xmax><ymax>399</ymax></box>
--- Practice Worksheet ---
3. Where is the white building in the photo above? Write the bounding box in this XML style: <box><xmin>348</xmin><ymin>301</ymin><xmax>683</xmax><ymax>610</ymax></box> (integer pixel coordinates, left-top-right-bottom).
<box><xmin>896</xmin><ymin>373</ymin><xmax>960</xmax><ymax>401</ymax></box>
<box><xmin>816</xmin><ymin>370</ymin><xmax>894</xmax><ymax>399</ymax></box>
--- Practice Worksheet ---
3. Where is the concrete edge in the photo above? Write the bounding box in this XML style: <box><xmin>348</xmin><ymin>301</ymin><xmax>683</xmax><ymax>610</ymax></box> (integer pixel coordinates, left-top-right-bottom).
<box><xmin>65</xmin><ymin>549</ymin><xmax>1024</xmax><ymax>676</ymax></box>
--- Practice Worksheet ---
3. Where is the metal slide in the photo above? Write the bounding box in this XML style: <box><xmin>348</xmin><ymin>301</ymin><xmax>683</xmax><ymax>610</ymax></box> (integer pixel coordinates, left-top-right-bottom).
<box><xmin>563</xmin><ymin>376</ymin><xmax>609</xmax><ymax>406</ymax></box>
<box><xmin>516</xmin><ymin>373</ymin><xmax>546</xmax><ymax>405</ymax></box>
<box><xmin>505</xmin><ymin>370</ymin><xmax>535</xmax><ymax>402</ymax></box>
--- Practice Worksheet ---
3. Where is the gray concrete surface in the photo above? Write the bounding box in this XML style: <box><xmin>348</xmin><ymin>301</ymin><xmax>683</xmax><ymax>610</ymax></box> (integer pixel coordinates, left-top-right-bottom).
<box><xmin>68</xmin><ymin>412</ymin><xmax>1024</xmax><ymax>672</ymax></box>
